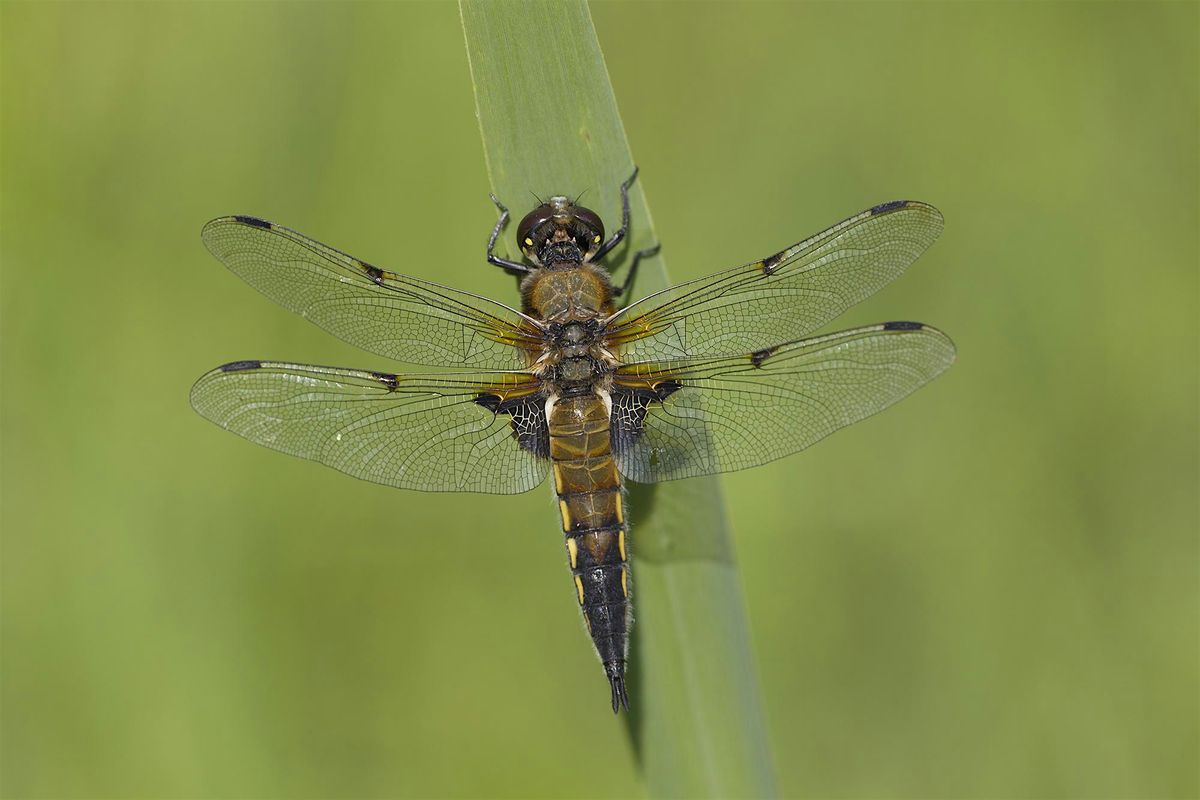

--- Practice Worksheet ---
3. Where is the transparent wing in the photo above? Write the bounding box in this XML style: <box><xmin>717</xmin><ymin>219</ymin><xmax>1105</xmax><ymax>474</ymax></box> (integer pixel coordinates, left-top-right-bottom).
<box><xmin>202</xmin><ymin>216</ymin><xmax>544</xmax><ymax>369</ymax></box>
<box><xmin>605</xmin><ymin>201</ymin><xmax>944</xmax><ymax>362</ymax></box>
<box><xmin>610</xmin><ymin>322</ymin><xmax>955</xmax><ymax>483</ymax></box>
<box><xmin>190</xmin><ymin>360</ymin><xmax>549</xmax><ymax>494</ymax></box>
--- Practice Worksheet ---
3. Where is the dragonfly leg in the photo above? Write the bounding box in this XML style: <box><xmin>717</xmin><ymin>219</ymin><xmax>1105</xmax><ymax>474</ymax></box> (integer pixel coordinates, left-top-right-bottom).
<box><xmin>612</xmin><ymin>242</ymin><xmax>661</xmax><ymax>300</ymax></box>
<box><xmin>593</xmin><ymin>166</ymin><xmax>640</xmax><ymax>261</ymax></box>
<box><xmin>486</xmin><ymin>193</ymin><xmax>533</xmax><ymax>276</ymax></box>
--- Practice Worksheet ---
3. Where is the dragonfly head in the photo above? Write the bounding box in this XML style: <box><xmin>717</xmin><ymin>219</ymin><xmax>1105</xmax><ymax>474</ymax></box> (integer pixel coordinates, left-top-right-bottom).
<box><xmin>517</xmin><ymin>196</ymin><xmax>605</xmax><ymax>266</ymax></box>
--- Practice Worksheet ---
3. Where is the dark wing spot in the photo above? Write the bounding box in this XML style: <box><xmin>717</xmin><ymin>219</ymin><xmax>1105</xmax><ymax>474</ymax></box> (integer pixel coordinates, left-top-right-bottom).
<box><xmin>218</xmin><ymin>360</ymin><xmax>263</xmax><ymax>372</ymax></box>
<box><xmin>750</xmin><ymin>346</ymin><xmax>778</xmax><ymax>367</ymax></box>
<box><xmin>362</xmin><ymin>263</ymin><xmax>384</xmax><ymax>282</ymax></box>
<box><xmin>760</xmin><ymin>253</ymin><xmax>783</xmax><ymax>275</ymax></box>
<box><xmin>882</xmin><ymin>320</ymin><xmax>925</xmax><ymax>331</ymax></box>
<box><xmin>370</xmin><ymin>371</ymin><xmax>399</xmax><ymax>390</ymax></box>
<box><xmin>654</xmin><ymin>380</ymin><xmax>682</xmax><ymax>400</ymax></box>
<box><xmin>474</xmin><ymin>393</ymin><xmax>549</xmax><ymax>457</ymax></box>
<box><xmin>233</xmin><ymin>215</ymin><xmax>272</xmax><ymax>229</ymax></box>
<box><xmin>870</xmin><ymin>200</ymin><xmax>908</xmax><ymax>215</ymax></box>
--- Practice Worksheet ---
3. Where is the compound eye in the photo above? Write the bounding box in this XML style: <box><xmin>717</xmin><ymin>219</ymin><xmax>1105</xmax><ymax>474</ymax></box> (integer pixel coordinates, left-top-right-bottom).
<box><xmin>516</xmin><ymin>205</ymin><xmax>554</xmax><ymax>251</ymax></box>
<box><xmin>573</xmin><ymin>205</ymin><xmax>605</xmax><ymax>250</ymax></box>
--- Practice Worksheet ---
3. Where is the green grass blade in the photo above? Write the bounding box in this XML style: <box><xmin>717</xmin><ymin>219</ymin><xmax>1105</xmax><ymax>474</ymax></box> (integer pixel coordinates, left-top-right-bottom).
<box><xmin>460</xmin><ymin>2</ymin><xmax>776</xmax><ymax>796</ymax></box>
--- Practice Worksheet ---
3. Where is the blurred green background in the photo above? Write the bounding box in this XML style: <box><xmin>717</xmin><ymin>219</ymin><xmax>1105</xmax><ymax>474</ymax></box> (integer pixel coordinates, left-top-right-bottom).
<box><xmin>2</xmin><ymin>2</ymin><xmax>1196</xmax><ymax>798</ymax></box>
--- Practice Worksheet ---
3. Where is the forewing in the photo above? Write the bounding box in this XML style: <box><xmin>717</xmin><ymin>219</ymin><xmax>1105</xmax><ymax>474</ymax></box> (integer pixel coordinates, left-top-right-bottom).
<box><xmin>202</xmin><ymin>216</ymin><xmax>544</xmax><ymax>369</ymax></box>
<box><xmin>605</xmin><ymin>201</ymin><xmax>944</xmax><ymax>361</ymax></box>
<box><xmin>190</xmin><ymin>361</ymin><xmax>549</xmax><ymax>494</ymax></box>
<box><xmin>610</xmin><ymin>322</ymin><xmax>955</xmax><ymax>482</ymax></box>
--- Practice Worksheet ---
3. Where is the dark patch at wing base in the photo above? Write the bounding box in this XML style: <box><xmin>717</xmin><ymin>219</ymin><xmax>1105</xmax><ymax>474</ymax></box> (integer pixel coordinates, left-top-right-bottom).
<box><xmin>610</xmin><ymin>381</ymin><xmax>681</xmax><ymax>456</ymax></box>
<box><xmin>475</xmin><ymin>392</ymin><xmax>550</xmax><ymax>458</ymax></box>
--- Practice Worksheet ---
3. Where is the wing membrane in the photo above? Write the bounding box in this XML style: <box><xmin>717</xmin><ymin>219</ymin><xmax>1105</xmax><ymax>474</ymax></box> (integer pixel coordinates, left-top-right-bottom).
<box><xmin>202</xmin><ymin>216</ymin><xmax>544</xmax><ymax>369</ymax></box>
<box><xmin>605</xmin><ymin>201</ymin><xmax>943</xmax><ymax>362</ymax></box>
<box><xmin>190</xmin><ymin>361</ymin><xmax>549</xmax><ymax>494</ymax></box>
<box><xmin>611</xmin><ymin>322</ymin><xmax>955</xmax><ymax>482</ymax></box>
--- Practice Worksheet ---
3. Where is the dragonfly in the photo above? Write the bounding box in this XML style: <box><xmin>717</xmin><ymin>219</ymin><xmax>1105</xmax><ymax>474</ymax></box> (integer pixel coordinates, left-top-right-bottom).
<box><xmin>190</xmin><ymin>169</ymin><xmax>955</xmax><ymax>713</ymax></box>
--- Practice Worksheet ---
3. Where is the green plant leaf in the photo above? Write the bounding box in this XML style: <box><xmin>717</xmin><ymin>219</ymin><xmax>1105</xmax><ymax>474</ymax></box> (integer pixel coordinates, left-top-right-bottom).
<box><xmin>460</xmin><ymin>2</ymin><xmax>776</xmax><ymax>796</ymax></box>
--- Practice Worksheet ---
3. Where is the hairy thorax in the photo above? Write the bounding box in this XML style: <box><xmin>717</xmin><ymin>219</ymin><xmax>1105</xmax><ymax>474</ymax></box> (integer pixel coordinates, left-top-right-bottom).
<box><xmin>522</xmin><ymin>264</ymin><xmax>616</xmax><ymax>323</ymax></box>
<box><xmin>523</xmin><ymin>266</ymin><xmax>619</xmax><ymax>397</ymax></box>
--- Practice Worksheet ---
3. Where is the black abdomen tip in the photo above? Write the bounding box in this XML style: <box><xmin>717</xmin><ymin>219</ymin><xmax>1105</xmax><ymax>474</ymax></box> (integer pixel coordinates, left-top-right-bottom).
<box><xmin>605</xmin><ymin>661</ymin><xmax>629</xmax><ymax>714</ymax></box>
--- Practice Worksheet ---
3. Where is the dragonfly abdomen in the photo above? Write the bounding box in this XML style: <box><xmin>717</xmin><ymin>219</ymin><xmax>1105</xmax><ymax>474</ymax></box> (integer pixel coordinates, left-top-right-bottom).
<box><xmin>548</xmin><ymin>392</ymin><xmax>631</xmax><ymax>712</ymax></box>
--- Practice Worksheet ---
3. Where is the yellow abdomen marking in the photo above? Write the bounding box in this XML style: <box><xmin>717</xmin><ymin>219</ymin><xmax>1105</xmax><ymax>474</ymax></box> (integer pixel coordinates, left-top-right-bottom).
<box><xmin>566</xmin><ymin>537</ymin><xmax>579</xmax><ymax>569</ymax></box>
<box><xmin>618</xmin><ymin>530</ymin><xmax>627</xmax><ymax>562</ymax></box>
<box><xmin>621</xmin><ymin>568</ymin><xmax>629</xmax><ymax>598</ymax></box>
<box><xmin>558</xmin><ymin>499</ymin><xmax>572</xmax><ymax>532</ymax></box>
<box><xmin>574</xmin><ymin>575</ymin><xmax>585</xmax><ymax>605</ymax></box>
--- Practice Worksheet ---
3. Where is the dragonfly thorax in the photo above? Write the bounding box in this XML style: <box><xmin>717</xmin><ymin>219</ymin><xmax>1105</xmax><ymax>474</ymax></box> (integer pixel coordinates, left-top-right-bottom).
<box><xmin>554</xmin><ymin>320</ymin><xmax>598</xmax><ymax>351</ymax></box>
<box><xmin>543</xmin><ymin>321</ymin><xmax>609</xmax><ymax>391</ymax></box>
<box><xmin>555</xmin><ymin>355</ymin><xmax>600</xmax><ymax>385</ymax></box>
<box><xmin>521</xmin><ymin>263</ymin><xmax>616</xmax><ymax>321</ymax></box>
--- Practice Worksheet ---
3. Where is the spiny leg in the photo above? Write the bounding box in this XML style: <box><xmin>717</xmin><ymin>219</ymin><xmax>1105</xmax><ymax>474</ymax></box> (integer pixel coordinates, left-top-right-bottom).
<box><xmin>485</xmin><ymin>194</ymin><xmax>533</xmax><ymax>277</ymax></box>
<box><xmin>612</xmin><ymin>243</ymin><xmax>661</xmax><ymax>300</ymax></box>
<box><xmin>593</xmin><ymin>166</ymin><xmax>640</xmax><ymax>261</ymax></box>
